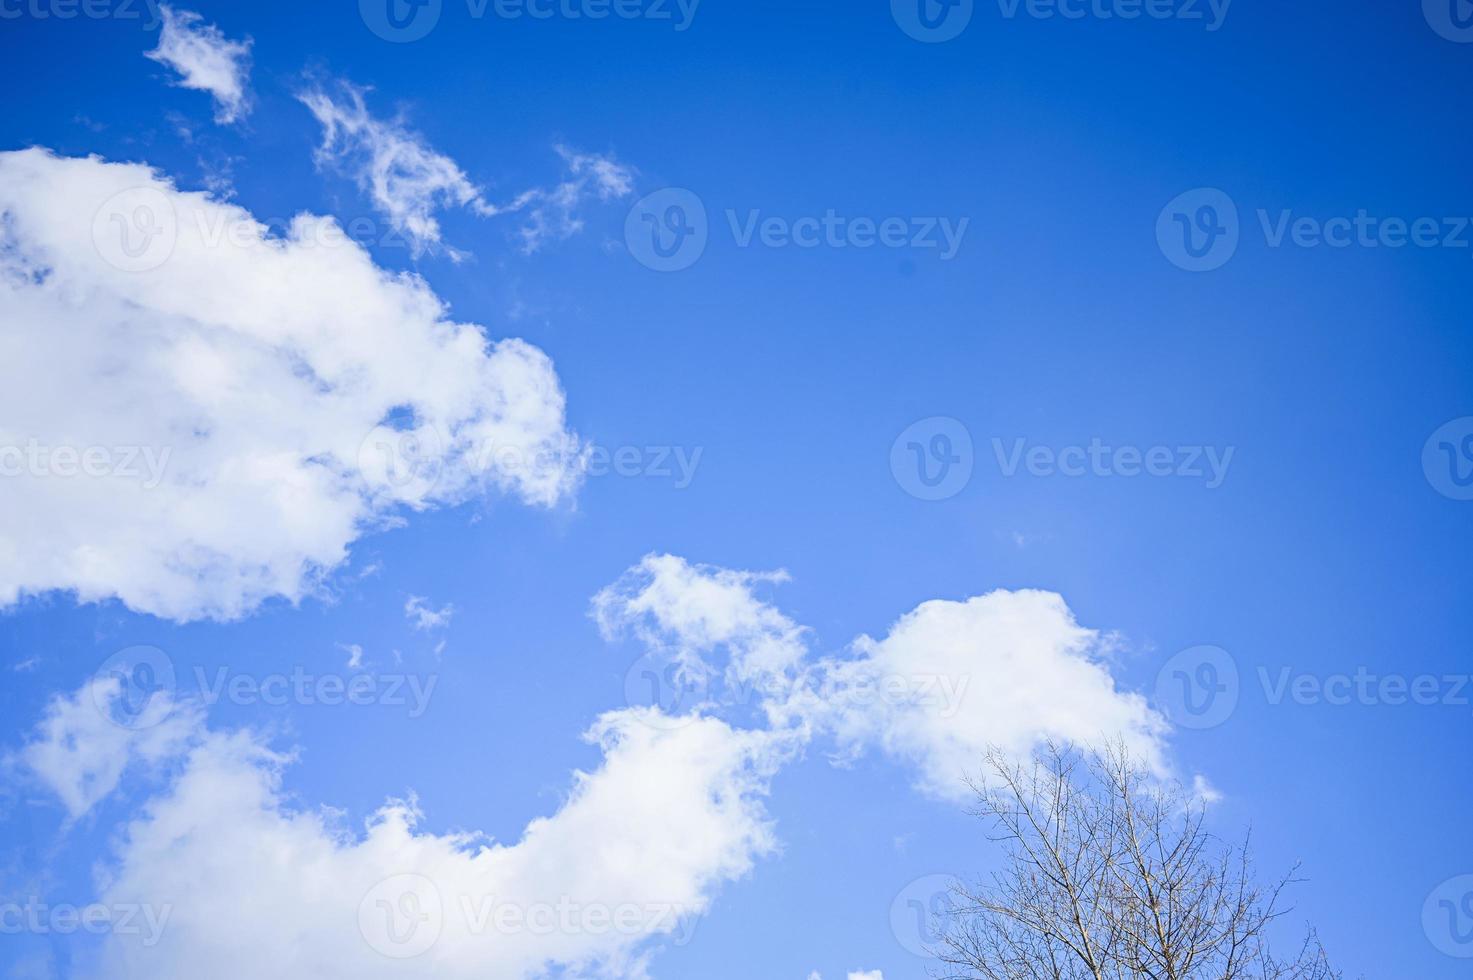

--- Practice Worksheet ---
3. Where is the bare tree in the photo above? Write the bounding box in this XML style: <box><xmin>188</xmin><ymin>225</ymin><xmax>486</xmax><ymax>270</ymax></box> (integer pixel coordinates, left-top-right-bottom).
<box><xmin>932</xmin><ymin>742</ymin><xmax>1339</xmax><ymax>980</ymax></box>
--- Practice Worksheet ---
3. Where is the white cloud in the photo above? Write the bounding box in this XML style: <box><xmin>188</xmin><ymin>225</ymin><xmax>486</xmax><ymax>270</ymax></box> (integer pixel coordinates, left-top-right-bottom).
<box><xmin>10</xmin><ymin>677</ymin><xmax>200</xmax><ymax>819</ymax></box>
<box><xmin>799</xmin><ymin>590</ymin><xmax>1171</xmax><ymax>802</ymax></box>
<box><xmin>510</xmin><ymin>145</ymin><xmax>635</xmax><ymax>255</ymax></box>
<box><xmin>592</xmin><ymin>554</ymin><xmax>807</xmax><ymax>693</ymax></box>
<box><xmin>598</xmin><ymin>555</ymin><xmax>1175</xmax><ymax>803</ymax></box>
<box><xmin>405</xmin><ymin>595</ymin><xmax>454</xmax><ymax>631</ymax></box>
<box><xmin>297</xmin><ymin>81</ymin><xmax>633</xmax><ymax>258</ymax></box>
<box><xmin>298</xmin><ymin>81</ymin><xmax>495</xmax><ymax>257</ymax></box>
<box><xmin>145</xmin><ymin>5</ymin><xmax>253</xmax><ymax>124</ymax></box>
<box><xmin>10</xmin><ymin>561</ymin><xmax>1185</xmax><ymax>977</ymax></box>
<box><xmin>340</xmin><ymin>643</ymin><xmax>365</xmax><ymax>669</ymax></box>
<box><xmin>19</xmin><ymin>682</ymin><xmax>787</xmax><ymax>979</ymax></box>
<box><xmin>1192</xmin><ymin>772</ymin><xmax>1223</xmax><ymax>805</ymax></box>
<box><xmin>0</xmin><ymin>148</ymin><xmax>584</xmax><ymax>622</ymax></box>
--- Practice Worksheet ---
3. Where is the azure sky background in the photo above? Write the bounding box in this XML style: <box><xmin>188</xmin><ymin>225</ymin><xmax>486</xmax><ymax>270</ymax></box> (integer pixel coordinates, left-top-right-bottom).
<box><xmin>0</xmin><ymin>1</ymin><xmax>1471</xmax><ymax>978</ymax></box>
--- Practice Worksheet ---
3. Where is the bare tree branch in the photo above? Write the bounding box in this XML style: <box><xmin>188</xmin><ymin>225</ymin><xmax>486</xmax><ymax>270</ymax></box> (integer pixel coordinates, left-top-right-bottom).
<box><xmin>931</xmin><ymin>741</ymin><xmax>1341</xmax><ymax>980</ymax></box>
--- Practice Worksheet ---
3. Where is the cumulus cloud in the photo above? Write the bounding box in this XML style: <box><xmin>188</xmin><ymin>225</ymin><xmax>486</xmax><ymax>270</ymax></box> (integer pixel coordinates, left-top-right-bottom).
<box><xmin>598</xmin><ymin>555</ymin><xmax>1175</xmax><ymax>801</ymax></box>
<box><xmin>16</xmin><ymin>682</ymin><xmax>787</xmax><ymax>979</ymax></box>
<box><xmin>145</xmin><ymin>5</ymin><xmax>253</xmax><ymax>124</ymax></box>
<box><xmin>10</xmin><ymin>560</ymin><xmax>1182</xmax><ymax>976</ymax></box>
<box><xmin>805</xmin><ymin>590</ymin><xmax>1171</xmax><ymax>802</ymax></box>
<box><xmin>0</xmin><ymin>148</ymin><xmax>584</xmax><ymax>622</ymax></box>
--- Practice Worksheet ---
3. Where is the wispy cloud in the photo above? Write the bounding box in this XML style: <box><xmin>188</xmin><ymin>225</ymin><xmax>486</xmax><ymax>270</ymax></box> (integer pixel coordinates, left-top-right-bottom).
<box><xmin>298</xmin><ymin>79</ymin><xmax>633</xmax><ymax>257</ymax></box>
<box><xmin>298</xmin><ymin>80</ymin><xmax>496</xmax><ymax>256</ymax></box>
<box><xmin>11</xmin><ymin>677</ymin><xmax>201</xmax><ymax>820</ymax></box>
<box><xmin>146</xmin><ymin>5</ymin><xmax>253</xmax><ymax>124</ymax></box>
<box><xmin>404</xmin><ymin>595</ymin><xmax>454</xmax><ymax>631</ymax></box>
<box><xmin>338</xmin><ymin>643</ymin><xmax>365</xmax><ymax>669</ymax></box>
<box><xmin>510</xmin><ymin>145</ymin><xmax>635</xmax><ymax>254</ymax></box>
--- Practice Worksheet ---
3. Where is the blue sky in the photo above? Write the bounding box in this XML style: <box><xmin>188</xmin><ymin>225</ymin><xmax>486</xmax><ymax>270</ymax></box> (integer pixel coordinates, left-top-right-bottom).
<box><xmin>1</xmin><ymin>1</ymin><xmax>1471</xmax><ymax>977</ymax></box>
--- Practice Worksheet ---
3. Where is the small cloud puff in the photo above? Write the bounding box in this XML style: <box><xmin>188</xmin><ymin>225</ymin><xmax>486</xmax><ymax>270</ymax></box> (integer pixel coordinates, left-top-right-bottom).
<box><xmin>146</xmin><ymin>5</ymin><xmax>253</xmax><ymax>124</ymax></box>
<box><xmin>405</xmin><ymin>595</ymin><xmax>454</xmax><ymax>631</ymax></box>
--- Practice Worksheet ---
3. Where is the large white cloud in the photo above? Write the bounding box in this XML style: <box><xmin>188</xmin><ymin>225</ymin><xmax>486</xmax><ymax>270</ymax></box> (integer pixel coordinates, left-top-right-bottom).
<box><xmin>13</xmin><ymin>683</ymin><xmax>789</xmax><ymax>979</ymax></box>
<box><xmin>145</xmin><ymin>5</ymin><xmax>253</xmax><ymax>124</ymax></box>
<box><xmin>0</xmin><ymin>148</ymin><xmax>584</xmax><ymax>622</ymax></box>
<box><xmin>8</xmin><ymin>558</ymin><xmax>1183</xmax><ymax>977</ymax></box>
